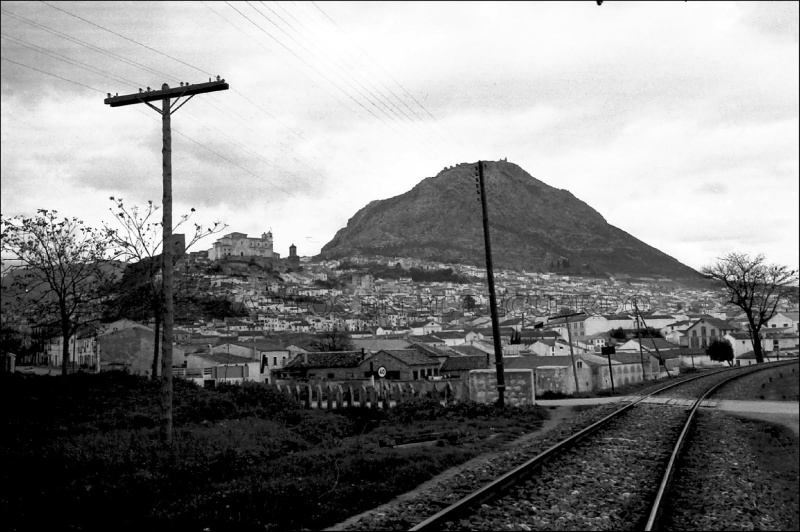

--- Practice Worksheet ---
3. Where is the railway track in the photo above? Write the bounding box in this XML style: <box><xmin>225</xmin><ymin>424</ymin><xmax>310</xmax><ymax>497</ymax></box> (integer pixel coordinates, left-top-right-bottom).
<box><xmin>408</xmin><ymin>360</ymin><xmax>798</xmax><ymax>532</ymax></box>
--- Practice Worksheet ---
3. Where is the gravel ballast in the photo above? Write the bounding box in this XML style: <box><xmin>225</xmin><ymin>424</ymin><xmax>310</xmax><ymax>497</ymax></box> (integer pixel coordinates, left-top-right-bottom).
<box><xmin>452</xmin><ymin>405</ymin><xmax>687</xmax><ymax>531</ymax></box>
<box><xmin>661</xmin><ymin>410</ymin><xmax>799</xmax><ymax>531</ymax></box>
<box><xmin>334</xmin><ymin>363</ymin><xmax>799</xmax><ymax>531</ymax></box>
<box><xmin>335</xmin><ymin>403</ymin><xmax>623</xmax><ymax>531</ymax></box>
<box><xmin>712</xmin><ymin>361</ymin><xmax>800</xmax><ymax>401</ymax></box>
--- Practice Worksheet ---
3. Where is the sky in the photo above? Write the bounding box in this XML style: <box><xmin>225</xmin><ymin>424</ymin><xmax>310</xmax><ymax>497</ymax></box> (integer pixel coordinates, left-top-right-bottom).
<box><xmin>1</xmin><ymin>1</ymin><xmax>798</xmax><ymax>272</ymax></box>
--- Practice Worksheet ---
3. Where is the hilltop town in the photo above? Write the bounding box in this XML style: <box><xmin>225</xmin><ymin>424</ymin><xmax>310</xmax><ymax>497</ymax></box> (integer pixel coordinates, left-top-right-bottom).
<box><xmin>17</xmin><ymin>229</ymin><xmax>799</xmax><ymax>397</ymax></box>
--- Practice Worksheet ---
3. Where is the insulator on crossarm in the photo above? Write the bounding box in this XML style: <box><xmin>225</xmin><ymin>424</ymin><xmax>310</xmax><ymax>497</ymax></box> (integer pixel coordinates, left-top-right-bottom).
<box><xmin>147</xmin><ymin>87</ymin><xmax>151</xmax><ymax>91</ymax></box>
<box><xmin>139</xmin><ymin>88</ymin><xmax>143</xmax><ymax>93</ymax></box>
<box><xmin>107</xmin><ymin>93</ymin><xmax>111</xmax><ymax>98</ymax></box>
<box><xmin>216</xmin><ymin>75</ymin><xmax>221</xmax><ymax>81</ymax></box>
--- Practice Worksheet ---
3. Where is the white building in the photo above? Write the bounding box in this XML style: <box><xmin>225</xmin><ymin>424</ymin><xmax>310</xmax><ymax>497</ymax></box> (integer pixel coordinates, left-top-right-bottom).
<box><xmin>208</xmin><ymin>231</ymin><xmax>275</xmax><ymax>260</ymax></box>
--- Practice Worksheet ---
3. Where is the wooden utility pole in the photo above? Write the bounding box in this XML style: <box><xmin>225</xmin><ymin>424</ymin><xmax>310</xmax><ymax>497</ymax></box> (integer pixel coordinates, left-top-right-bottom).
<box><xmin>602</xmin><ymin>345</ymin><xmax>616</xmax><ymax>391</ymax></box>
<box><xmin>633</xmin><ymin>302</ymin><xmax>672</xmax><ymax>378</ymax></box>
<box><xmin>555</xmin><ymin>311</ymin><xmax>584</xmax><ymax>394</ymax></box>
<box><xmin>105</xmin><ymin>78</ymin><xmax>229</xmax><ymax>443</ymax></box>
<box><xmin>476</xmin><ymin>161</ymin><xmax>506</xmax><ymax>407</ymax></box>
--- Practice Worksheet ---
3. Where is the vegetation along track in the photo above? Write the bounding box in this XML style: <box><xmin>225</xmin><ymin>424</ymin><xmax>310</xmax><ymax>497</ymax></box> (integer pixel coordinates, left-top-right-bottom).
<box><xmin>409</xmin><ymin>360</ymin><xmax>798</xmax><ymax>532</ymax></box>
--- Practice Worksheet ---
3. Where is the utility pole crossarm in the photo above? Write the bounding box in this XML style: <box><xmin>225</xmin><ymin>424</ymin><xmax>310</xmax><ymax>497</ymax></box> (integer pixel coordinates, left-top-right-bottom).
<box><xmin>104</xmin><ymin>77</ymin><xmax>229</xmax><ymax>444</ymax></box>
<box><xmin>104</xmin><ymin>80</ymin><xmax>228</xmax><ymax>107</ymax></box>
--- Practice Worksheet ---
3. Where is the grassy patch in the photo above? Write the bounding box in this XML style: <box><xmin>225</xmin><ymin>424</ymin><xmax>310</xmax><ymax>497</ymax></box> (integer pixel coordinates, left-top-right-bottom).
<box><xmin>0</xmin><ymin>372</ymin><xmax>548</xmax><ymax>530</ymax></box>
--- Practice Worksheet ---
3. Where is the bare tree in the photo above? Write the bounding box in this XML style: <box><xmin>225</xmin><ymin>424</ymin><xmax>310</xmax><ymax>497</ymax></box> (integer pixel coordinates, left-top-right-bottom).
<box><xmin>310</xmin><ymin>327</ymin><xmax>353</xmax><ymax>352</ymax></box>
<box><xmin>104</xmin><ymin>197</ymin><xmax>225</xmax><ymax>379</ymax></box>
<box><xmin>1</xmin><ymin>210</ymin><xmax>119</xmax><ymax>376</ymax></box>
<box><xmin>701</xmin><ymin>253</ymin><xmax>798</xmax><ymax>364</ymax></box>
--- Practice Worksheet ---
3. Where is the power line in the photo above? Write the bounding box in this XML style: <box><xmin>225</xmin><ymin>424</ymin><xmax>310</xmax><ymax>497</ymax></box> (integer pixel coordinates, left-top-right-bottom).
<box><xmin>132</xmin><ymin>106</ymin><xmax>297</xmax><ymax>198</ymax></box>
<box><xmin>0</xmin><ymin>6</ymin><xmax>173</xmax><ymax>84</ymax></box>
<box><xmin>291</xmin><ymin>1</ymin><xmax>456</xmax><ymax>151</ymax></box>
<box><xmin>308</xmin><ymin>1</ymin><xmax>466</xmax><ymax>151</ymax></box>
<box><xmin>12</xmin><ymin>1</ymin><xmax>336</xmax><ymax>184</ymax></box>
<box><xmin>1</xmin><ymin>56</ymin><xmax>106</xmax><ymax>94</ymax></box>
<box><xmin>200</xmin><ymin>1</ymin><xmax>351</xmax><ymax>156</ymax></box>
<box><xmin>180</xmin><ymin>107</ymin><xmax>319</xmax><ymax>193</ymax></box>
<box><xmin>4</xmin><ymin>5</ymin><xmax>329</xmax><ymax>197</ymax></box>
<box><xmin>264</xmin><ymin>1</ymin><xmax>430</xmax><ymax>140</ymax></box>
<box><xmin>225</xmin><ymin>1</ymin><xmax>379</xmax><ymax>123</ymax></box>
<box><xmin>39</xmin><ymin>1</ymin><xmax>215</xmax><ymax>78</ymax></box>
<box><xmin>1</xmin><ymin>32</ymin><xmax>140</xmax><ymax>89</ymax></box>
<box><xmin>1</xmin><ymin>52</ymin><xmax>301</xmax><ymax>199</ymax></box>
<box><xmin>201</xmin><ymin>94</ymin><xmax>331</xmax><ymax>182</ymax></box>
<box><xmin>224</xmin><ymin>2</ymin><xmax>440</xmax><ymax>157</ymax></box>
<box><xmin>201</xmin><ymin>2</ymin><xmax>429</xmax><ymax>163</ymax></box>
<box><xmin>255</xmin><ymin>1</ymin><xmax>415</xmax><ymax>132</ymax></box>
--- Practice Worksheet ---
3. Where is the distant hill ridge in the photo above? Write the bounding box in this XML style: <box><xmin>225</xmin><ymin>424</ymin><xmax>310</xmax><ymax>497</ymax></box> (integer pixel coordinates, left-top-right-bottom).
<box><xmin>318</xmin><ymin>160</ymin><xmax>701</xmax><ymax>281</ymax></box>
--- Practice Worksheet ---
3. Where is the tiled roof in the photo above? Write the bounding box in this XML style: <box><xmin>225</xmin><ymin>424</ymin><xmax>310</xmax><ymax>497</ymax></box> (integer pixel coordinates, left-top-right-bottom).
<box><xmin>232</xmin><ymin>341</ymin><xmax>288</xmax><ymax>352</ymax></box>
<box><xmin>283</xmin><ymin>351</ymin><xmax>364</xmax><ymax>369</ymax></box>
<box><xmin>433</xmin><ymin>331</ymin><xmax>468</xmax><ymax>340</ymax></box>
<box><xmin>378</xmin><ymin>349</ymin><xmax>438</xmax><ymax>366</ymax></box>
<box><xmin>632</xmin><ymin>337</ymin><xmax>681</xmax><ymax>351</ymax></box>
<box><xmin>474</xmin><ymin>327</ymin><xmax>516</xmax><ymax>337</ymax></box>
<box><xmin>506</xmin><ymin>355</ymin><xmax>605</xmax><ymax>370</ymax></box>
<box><xmin>519</xmin><ymin>330</ymin><xmax>560</xmax><ymax>338</ymax></box>
<box><xmin>441</xmin><ymin>355</ymin><xmax>488</xmax><ymax>371</ymax></box>
<box><xmin>547</xmin><ymin>314</ymin><xmax>588</xmax><ymax>324</ymax></box>
<box><xmin>690</xmin><ymin>317</ymin><xmax>738</xmax><ymax>331</ymax></box>
<box><xmin>449</xmin><ymin>345</ymin><xmax>489</xmax><ymax>357</ymax></box>
<box><xmin>412</xmin><ymin>334</ymin><xmax>446</xmax><ymax>344</ymax></box>
<box><xmin>351</xmin><ymin>338</ymin><xmax>413</xmax><ymax>352</ymax></box>
<box><xmin>191</xmin><ymin>352</ymin><xmax>255</xmax><ymax>365</ymax></box>
<box><xmin>609</xmin><ymin>352</ymin><xmax>654</xmax><ymax>365</ymax></box>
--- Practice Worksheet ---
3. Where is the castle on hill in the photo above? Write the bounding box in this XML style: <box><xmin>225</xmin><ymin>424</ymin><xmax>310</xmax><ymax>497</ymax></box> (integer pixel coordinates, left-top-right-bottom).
<box><xmin>205</xmin><ymin>231</ymin><xmax>299</xmax><ymax>272</ymax></box>
<box><xmin>208</xmin><ymin>231</ymin><xmax>276</xmax><ymax>260</ymax></box>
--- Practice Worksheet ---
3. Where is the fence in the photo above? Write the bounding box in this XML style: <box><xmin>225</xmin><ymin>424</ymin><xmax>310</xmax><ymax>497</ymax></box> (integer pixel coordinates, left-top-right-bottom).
<box><xmin>265</xmin><ymin>379</ymin><xmax>468</xmax><ymax>410</ymax></box>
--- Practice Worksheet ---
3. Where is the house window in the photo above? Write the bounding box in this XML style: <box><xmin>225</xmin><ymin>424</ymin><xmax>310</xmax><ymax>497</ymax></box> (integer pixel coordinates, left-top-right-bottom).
<box><xmin>577</xmin><ymin>361</ymin><xmax>583</xmax><ymax>369</ymax></box>
<box><xmin>273</xmin><ymin>357</ymin><xmax>277</xmax><ymax>366</ymax></box>
<box><xmin>413</xmin><ymin>370</ymin><xmax>419</xmax><ymax>380</ymax></box>
<box><xmin>327</xmin><ymin>373</ymin><xmax>334</xmax><ymax>379</ymax></box>
<box><xmin>710</xmin><ymin>329</ymin><xmax>716</xmax><ymax>337</ymax></box>
<box><xmin>701</xmin><ymin>327</ymin><xmax>707</xmax><ymax>337</ymax></box>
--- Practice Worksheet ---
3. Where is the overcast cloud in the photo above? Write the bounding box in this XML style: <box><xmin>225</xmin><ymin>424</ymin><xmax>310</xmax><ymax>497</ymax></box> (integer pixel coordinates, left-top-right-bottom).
<box><xmin>1</xmin><ymin>1</ymin><xmax>798</xmax><ymax>271</ymax></box>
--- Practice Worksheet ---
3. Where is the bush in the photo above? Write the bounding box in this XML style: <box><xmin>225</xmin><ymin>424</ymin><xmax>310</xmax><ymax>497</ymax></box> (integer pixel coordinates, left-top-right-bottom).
<box><xmin>212</xmin><ymin>381</ymin><xmax>302</xmax><ymax>420</ymax></box>
<box><xmin>388</xmin><ymin>397</ymin><xmax>445</xmax><ymax>424</ymax></box>
<box><xmin>288</xmin><ymin>410</ymin><xmax>356</xmax><ymax>446</ymax></box>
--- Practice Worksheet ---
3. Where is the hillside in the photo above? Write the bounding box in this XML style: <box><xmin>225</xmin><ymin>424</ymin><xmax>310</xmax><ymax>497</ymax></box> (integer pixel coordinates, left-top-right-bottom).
<box><xmin>319</xmin><ymin>160</ymin><xmax>702</xmax><ymax>281</ymax></box>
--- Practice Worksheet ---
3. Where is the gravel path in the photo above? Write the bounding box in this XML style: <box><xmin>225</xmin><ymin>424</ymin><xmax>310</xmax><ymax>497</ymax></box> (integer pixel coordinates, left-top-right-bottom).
<box><xmin>661</xmin><ymin>410</ymin><xmax>800</xmax><ymax>531</ymax></box>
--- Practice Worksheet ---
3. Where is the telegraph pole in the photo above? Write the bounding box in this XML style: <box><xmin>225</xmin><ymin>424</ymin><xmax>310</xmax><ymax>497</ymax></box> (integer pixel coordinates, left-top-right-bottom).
<box><xmin>476</xmin><ymin>161</ymin><xmax>506</xmax><ymax>407</ymax></box>
<box><xmin>105</xmin><ymin>78</ymin><xmax>229</xmax><ymax>443</ymax></box>
<box><xmin>555</xmin><ymin>311</ymin><xmax>584</xmax><ymax>394</ymax></box>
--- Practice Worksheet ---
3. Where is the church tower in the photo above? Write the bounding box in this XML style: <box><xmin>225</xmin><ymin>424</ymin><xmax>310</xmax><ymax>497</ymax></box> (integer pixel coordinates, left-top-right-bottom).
<box><xmin>288</xmin><ymin>243</ymin><xmax>300</xmax><ymax>270</ymax></box>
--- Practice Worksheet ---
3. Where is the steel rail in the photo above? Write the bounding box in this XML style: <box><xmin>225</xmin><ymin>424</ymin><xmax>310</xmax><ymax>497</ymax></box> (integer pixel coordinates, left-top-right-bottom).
<box><xmin>408</xmin><ymin>360</ymin><xmax>796</xmax><ymax>532</ymax></box>
<box><xmin>644</xmin><ymin>359</ymin><xmax>799</xmax><ymax>531</ymax></box>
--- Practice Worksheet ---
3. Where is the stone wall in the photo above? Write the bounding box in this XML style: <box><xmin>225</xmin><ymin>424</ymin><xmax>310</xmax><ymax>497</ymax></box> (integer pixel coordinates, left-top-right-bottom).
<box><xmin>468</xmin><ymin>369</ymin><xmax>535</xmax><ymax>406</ymax></box>
<box><xmin>534</xmin><ymin>365</ymin><xmax>594</xmax><ymax>396</ymax></box>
